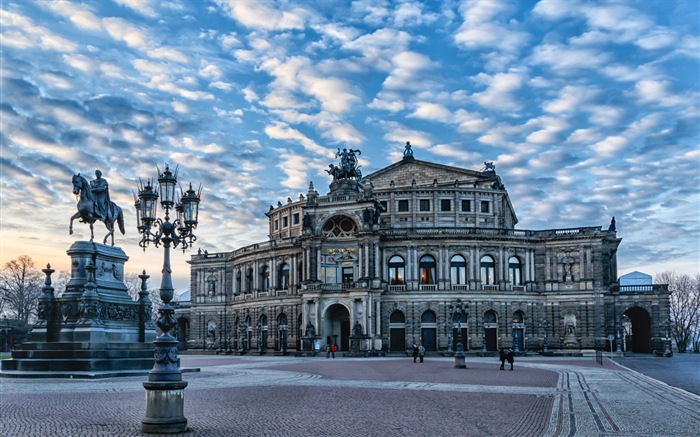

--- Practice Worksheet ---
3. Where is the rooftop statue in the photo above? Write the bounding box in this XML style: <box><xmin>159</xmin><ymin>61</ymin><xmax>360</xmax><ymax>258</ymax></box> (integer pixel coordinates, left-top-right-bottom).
<box><xmin>326</xmin><ymin>148</ymin><xmax>362</xmax><ymax>181</ymax></box>
<box><xmin>69</xmin><ymin>170</ymin><xmax>125</xmax><ymax>246</ymax></box>
<box><xmin>482</xmin><ymin>161</ymin><xmax>496</xmax><ymax>172</ymax></box>
<box><xmin>403</xmin><ymin>141</ymin><xmax>413</xmax><ymax>157</ymax></box>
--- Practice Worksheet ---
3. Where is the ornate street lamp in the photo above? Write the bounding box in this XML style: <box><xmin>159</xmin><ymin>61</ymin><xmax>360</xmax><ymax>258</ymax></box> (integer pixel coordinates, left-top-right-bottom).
<box><xmin>664</xmin><ymin>318</ymin><xmax>672</xmax><ymax>357</ymax></box>
<box><xmin>539</xmin><ymin>319</ymin><xmax>549</xmax><ymax>354</ymax></box>
<box><xmin>449</xmin><ymin>299</ymin><xmax>467</xmax><ymax>369</ymax></box>
<box><xmin>136</xmin><ymin>164</ymin><xmax>202</xmax><ymax>434</ymax></box>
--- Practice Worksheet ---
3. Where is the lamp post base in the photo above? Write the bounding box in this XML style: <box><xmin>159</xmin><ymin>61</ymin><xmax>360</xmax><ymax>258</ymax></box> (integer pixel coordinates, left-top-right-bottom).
<box><xmin>142</xmin><ymin>381</ymin><xmax>188</xmax><ymax>434</ymax></box>
<box><xmin>454</xmin><ymin>352</ymin><xmax>466</xmax><ymax>368</ymax></box>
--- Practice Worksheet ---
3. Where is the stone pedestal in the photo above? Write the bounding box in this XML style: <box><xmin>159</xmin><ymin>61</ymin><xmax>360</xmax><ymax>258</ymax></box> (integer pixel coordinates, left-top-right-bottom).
<box><xmin>0</xmin><ymin>241</ymin><xmax>156</xmax><ymax>378</ymax></box>
<box><xmin>142</xmin><ymin>381</ymin><xmax>188</xmax><ymax>434</ymax></box>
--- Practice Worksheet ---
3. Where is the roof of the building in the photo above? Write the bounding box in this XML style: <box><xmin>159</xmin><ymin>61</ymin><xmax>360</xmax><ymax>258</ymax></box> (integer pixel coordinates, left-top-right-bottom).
<box><xmin>619</xmin><ymin>271</ymin><xmax>652</xmax><ymax>285</ymax></box>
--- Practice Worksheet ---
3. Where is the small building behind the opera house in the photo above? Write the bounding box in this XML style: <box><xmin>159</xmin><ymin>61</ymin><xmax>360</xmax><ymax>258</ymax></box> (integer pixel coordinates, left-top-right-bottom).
<box><xmin>175</xmin><ymin>143</ymin><xmax>670</xmax><ymax>356</ymax></box>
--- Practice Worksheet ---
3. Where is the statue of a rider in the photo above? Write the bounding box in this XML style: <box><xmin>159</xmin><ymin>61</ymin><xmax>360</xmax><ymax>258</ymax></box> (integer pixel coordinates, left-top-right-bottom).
<box><xmin>90</xmin><ymin>170</ymin><xmax>111</xmax><ymax>222</ymax></box>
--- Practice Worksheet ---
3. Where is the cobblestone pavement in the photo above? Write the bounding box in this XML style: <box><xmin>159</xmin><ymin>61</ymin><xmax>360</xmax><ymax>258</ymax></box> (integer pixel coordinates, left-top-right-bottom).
<box><xmin>612</xmin><ymin>353</ymin><xmax>700</xmax><ymax>396</ymax></box>
<box><xmin>1</xmin><ymin>355</ymin><xmax>698</xmax><ymax>437</ymax></box>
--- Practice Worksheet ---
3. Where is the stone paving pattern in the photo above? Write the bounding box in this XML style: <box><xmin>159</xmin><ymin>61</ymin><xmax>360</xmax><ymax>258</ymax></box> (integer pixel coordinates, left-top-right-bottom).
<box><xmin>1</xmin><ymin>354</ymin><xmax>698</xmax><ymax>436</ymax></box>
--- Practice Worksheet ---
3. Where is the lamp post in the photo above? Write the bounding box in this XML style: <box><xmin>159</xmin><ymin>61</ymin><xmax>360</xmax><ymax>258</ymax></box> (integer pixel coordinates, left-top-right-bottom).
<box><xmin>449</xmin><ymin>299</ymin><xmax>467</xmax><ymax>369</ymax></box>
<box><xmin>664</xmin><ymin>318</ymin><xmax>672</xmax><ymax>357</ymax></box>
<box><xmin>540</xmin><ymin>319</ymin><xmax>549</xmax><ymax>354</ymax></box>
<box><xmin>136</xmin><ymin>164</ymin><xmax>202</xmax><ymax>434</ymax></box>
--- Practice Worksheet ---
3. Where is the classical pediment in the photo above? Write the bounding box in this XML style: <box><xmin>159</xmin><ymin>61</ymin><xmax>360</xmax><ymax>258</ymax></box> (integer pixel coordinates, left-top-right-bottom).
<box><xmin>364</xmin><ymin>158</ymin><xmax>499</xmax><ymax>190</ymax></box>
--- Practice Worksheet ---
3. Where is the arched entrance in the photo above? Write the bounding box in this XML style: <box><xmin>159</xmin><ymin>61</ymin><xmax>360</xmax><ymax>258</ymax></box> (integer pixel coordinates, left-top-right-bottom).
<box><xmin>512</xmin><ymin>310</ymin><xmax>525</xmax><ymax>352</ymax></box>
<box><xmin>624</xmin><ymin>307</ymin><xmax>652</xmax><ymax>353</ymax></box>
<box><xmin>176</xmin><ymin>317</ymin><xmax>189</xmax><ymax>350</ymax></box>
<box><xmin>389</xmin><ymin>310</ymin><xmax>406</xmax><ymax>352</ymax></box>
<box><xmin>326</xmin><ymin>304</ymin><xmax>350</xmax><ymax>351</ymax></box>
<box><xmin>421</xmin><ymin>310</ymin><xmax>437</xmax><ymax>351</ymax></box>
<box><xmin>484</xmin><ymin>310</ymin><xmax>498</xmax><ymax>351</ymax></box>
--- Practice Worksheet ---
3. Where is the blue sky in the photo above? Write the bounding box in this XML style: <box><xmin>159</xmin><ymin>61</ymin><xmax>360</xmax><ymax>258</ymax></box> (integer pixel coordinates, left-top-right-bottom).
<box><xmin>1</xmin><ymin>0</ymin><xmax>698</xmax><ymax>294</ymax></box>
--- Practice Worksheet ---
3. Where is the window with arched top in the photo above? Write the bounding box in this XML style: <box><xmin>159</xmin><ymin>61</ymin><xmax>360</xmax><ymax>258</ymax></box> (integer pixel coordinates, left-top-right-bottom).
<box><xmin>278</xmin><ymin>263</ymin><xmax>290</xmax><ymax>289</ymax></box>
<box><xmin>260</xmin><ymin>314</ymin><xmax>268</xmax><ymax>326</ymax></box>
<box><xmin>390</xmin><ymin>311</ymin><xmax>406</xmax><ymax>323</ymax></box>
<box><xmin>419</xmin><ymin>255</ymin><xmax>436</xmax><ymax>284</ymax></box>
<box><xmin>480</xmin><ymin>255</ymin><xmax>495</xmax><ymax>285</ymax></box>
<box><xmin>484</xmin><ymin>310</ymin><xmax>497</xmax><ymax>324</ymax></box>
<box><xmin>245</xmin><ymin>268</ymin><xmax>253</xmax><ymax>293</ymax></box>
<box><xmin>513</xmin><ymin>310</ymin><xmax>524</xmax><ymax>323</ymax></box>
<box><xmin>450</xmin><ymin>255</ymin><xmax>467</xmax><ymax>285</ymax></box>
<box><xmin>388</xmin><ymin>255</ymin><xmax>405</xmax><ymax>285</ymax></box>
<box><xmin>322</xmin><ymin>215</ymin><xmax>357</xmax><ymax>238</ymax></box>
<box><xmin>235</xmin><ymin>270</ymin><xmax>241</xmax><ymax>294</ymax></box>
<box><xmin>421</xmin><ymin>310</ymin><xmax>437</xmax><ymax>324</ymax></box>
<box><xmin>508</xmin><ymin>256</ymin><xmax>522</xmax><ymax>285</ymax></box>
<box><xmin>260</xmin><ymin>265</ymin><xmax>269</xmax><ymax>292</ymax></box>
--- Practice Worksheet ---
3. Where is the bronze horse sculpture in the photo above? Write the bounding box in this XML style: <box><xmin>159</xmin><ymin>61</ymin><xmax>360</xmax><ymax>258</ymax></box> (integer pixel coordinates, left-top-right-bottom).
<box><xmin>69</xmin><ymin>173</ymin><xmax>125</xmax><ymax>245</ymax></box>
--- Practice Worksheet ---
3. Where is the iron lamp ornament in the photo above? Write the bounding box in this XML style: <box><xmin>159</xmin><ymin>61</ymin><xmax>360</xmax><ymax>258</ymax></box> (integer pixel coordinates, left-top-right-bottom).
<box><xmin>136</xmin><ymin>164</ymin><xmax>202</xmax><ymax>434</ymax></box>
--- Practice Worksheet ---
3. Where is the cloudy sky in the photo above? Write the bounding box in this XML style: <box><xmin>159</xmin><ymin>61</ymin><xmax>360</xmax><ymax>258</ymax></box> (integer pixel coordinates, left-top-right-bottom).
<box><xmin>1</xmin><ymin>0</ymin><xmax>698</xmax><ymax>294</ymax></box>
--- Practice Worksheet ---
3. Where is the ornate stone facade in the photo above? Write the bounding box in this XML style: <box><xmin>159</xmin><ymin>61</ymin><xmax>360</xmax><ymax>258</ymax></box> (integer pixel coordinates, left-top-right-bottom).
<box><xmin>177</xmin><ymin>147</ymin><xmax>670</xmax><ymax>355</ymax></box>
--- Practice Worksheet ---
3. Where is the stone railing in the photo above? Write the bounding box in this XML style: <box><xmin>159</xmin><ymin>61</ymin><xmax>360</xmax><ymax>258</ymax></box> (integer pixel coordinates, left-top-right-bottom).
<box><xmin>611</xmin><ymin>284</ymin><xmax>668</xmax><ymax>293</ymax></box>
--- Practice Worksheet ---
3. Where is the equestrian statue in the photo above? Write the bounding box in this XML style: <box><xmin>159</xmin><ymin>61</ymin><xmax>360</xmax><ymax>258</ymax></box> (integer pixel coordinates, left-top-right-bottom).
<box><xmin>69</xmin><ymin>170</ymin><xmax>125</xmax><ymax>245</ymax></box>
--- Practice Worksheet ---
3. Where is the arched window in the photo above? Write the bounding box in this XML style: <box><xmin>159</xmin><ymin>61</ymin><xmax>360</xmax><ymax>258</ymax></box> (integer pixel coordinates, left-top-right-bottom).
<box><xmin>388</xmin><ymin>255</ymin><xmax>405</xmax><ymax>285</ymax></box>
<box><xmin>421</xmin><ymin>310</ymin><xmax>437</xmax><ymax>323</ymax></box>
<box><xmin>419</xmin><ymin>255</ymin><xmax>436</xmax><ymax>284</ymax></box>
<box><xmin>260</xmin><ymin>265</ymin><xmax>269</xmax><ymax>292</ymax></box>
<box><xmin>508</xmin><ymin>256</ymin><xmax>522</xmax><ymax>285</ymax></box>
<box><xmin>245</xmin><ymin>268</ymin><xmax>253</xmax><ymax>293</ymax></box>
<box><xmin>390</xmin><ymin>311</ymin><xmax>406</xmax><ymax>323</ymax></box>
<box><xmin>278</xmin><ymin>263</ymin><xmax>290</xmax><ymax>290</ymax></box>
<box><xmin>322</xmin><ymin>215</ymin><xmax>357</xmax><ymax>238</ymax></box>
<box><xmin>484</xmin><ymin>310</ymin><xmax>497</xmax><ymax>324</ymax></box>
<box><xmin>235</xmin><ymin>269</ymin><xmax>241</xmax><ymax>294</ymax></box>
<box><xmin>480</xmin><ymin>255</ymin><xmax>495</xmax><ymax>285</ymax></box>
<box><xmin>513</xmin><ymin>310</ymin><xmax>524</xmax><ymax>323</ymax></box>
<box><xmin>450</xmin><ymin>255</ymin><xmax>467</xmax><ymax>285</ymax></box>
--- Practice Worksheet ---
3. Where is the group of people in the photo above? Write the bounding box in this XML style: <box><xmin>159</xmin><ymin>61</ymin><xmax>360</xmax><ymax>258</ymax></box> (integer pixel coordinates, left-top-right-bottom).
<box><xmin>499</xmin><ymin>348</ymin><xmax>515</xmax><ymax>370</ymax></box>
<box><xmin>412</xmin><ymin>344</ymin><xmax>425</xmax><ymax>363</ymax></box>
<box><xmin>325</xmin><ymin>343</ymin><xmax>337</xmax><ymax>358</ymax></box>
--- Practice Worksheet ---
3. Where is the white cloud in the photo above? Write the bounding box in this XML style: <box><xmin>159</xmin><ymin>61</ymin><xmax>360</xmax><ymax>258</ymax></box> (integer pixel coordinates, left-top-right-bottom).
<box><xmin>409</xmin><ymin>102</ymin><xmax>452</xmax><ymax>122</ymax></box>
<box><xmin>113</xmin><ymin>0</ymin><xmax>159</xmax><ymax>19</ymax></box>
<box><xmin>102</xmin><ymin>18</ymin><xmax>149</xmax><ymax>50</ymax></box>
<box><xmin>215</xmin><ymin>0</ymin><xmax>311</xmax><ymax>31</ymax></box>
<box><xmin>453</xmin><ymin>0</ymin><xmax>529</xmax><ymax>54</ymax></box>
<box><xmin>471</xmin><ymin>71</ymin><xmax>523</xmax><ymax>111</ymax></box>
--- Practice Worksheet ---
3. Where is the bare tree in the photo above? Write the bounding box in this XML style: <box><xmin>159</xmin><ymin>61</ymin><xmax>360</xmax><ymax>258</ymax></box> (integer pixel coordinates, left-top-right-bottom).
<box><xmin>0</xmin><ymin>255</ymin><xmax>43</xmax><ymax>323</ymax></box>
<box><xmin>656</xmin><ymin>271</ymin><xmax>700</xmax><ymax>353</ymax></box>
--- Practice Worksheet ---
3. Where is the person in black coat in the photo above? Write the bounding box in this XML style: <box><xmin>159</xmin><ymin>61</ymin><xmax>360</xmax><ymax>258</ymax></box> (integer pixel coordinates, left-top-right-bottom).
<box><xmin>499</xmin><ymin>348</ymin><xmax>506</xmax><ymax>370</ymax></box>
<box><xmin>506</xmin><ymin>349</ymin><xmax>514</xmax><ymax>371</ymax></box>
<box><xmin>412</xmin><ymin>344</ymin><xmax>418</xmax><ymax>363</ymax></box>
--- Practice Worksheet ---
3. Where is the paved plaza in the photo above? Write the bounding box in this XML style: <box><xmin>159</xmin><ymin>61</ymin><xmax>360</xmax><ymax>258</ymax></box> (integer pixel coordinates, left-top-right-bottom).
<box><xmin>1</xmin><ymin>354</ymin><xmax>698</xmax><ymax>437</ymax></box>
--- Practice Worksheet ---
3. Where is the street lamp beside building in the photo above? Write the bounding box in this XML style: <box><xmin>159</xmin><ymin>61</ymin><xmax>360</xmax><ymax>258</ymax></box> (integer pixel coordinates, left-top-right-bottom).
<box><xmin>136</xmin><ymin>165</ymin><xmax>202</xmax><ymax>434</ymax></box>
<box><xmin>449</xmin><ymin>299</ymin><xmax>467</xmax><ymax>369</ymax></box>
<box><xmin>540</xmin><ymin>319</ymin><xmax>549</xmax><ymax>354</ymax></box>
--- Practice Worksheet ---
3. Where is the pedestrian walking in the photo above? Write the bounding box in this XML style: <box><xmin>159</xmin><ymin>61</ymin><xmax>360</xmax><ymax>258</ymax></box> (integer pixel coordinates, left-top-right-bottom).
<box><xmin>325</xmin><ymin>344</ymin><xmax>331</xmax><ymax>359</ymax></box>
<box><xmin>499</xmin><ymin>348</ymin><xmax>506</xmax><ymax>370</ymax></box>
<box><xmin>506</xmin><ymin>348</ymin><xmax>514</xmax><ymax>371</ymax></box>
<box><xmin>331</xmin><ymin>343</ymin><xmax>337</xmax><ymax>358</ymax></box>
<box><xmin>412</xmin><ymin>344</ymin><xmax>418</xmax><ymax>363</ymax></box>
<box><xmin>418</xmin><ymin>345</ymin><xmax>425</xmax><ymax>363</ymax></box>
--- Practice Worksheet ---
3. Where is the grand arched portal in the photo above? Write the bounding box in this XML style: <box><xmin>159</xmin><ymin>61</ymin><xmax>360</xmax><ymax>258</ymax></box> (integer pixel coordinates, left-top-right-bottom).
<box><xmin>624</xmin><ymin>307</ymin><xmax>652</xmax><ymax>353</ymax></box>
<box><xmin>326</xmin><ymin>304</ymin><xmax>350</xmax><ymax>351</ymax></box>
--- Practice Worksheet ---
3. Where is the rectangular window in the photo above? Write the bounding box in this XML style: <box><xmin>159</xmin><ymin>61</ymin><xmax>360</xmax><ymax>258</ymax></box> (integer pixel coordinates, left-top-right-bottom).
<box><xmin>461</xmin><ymin>199</ymin><xmax>471</xmax><ymax>212</ymax></box>
<box><xmin>380</xmin><ymin>201</ymin><xmax>388</xmax><ymax>212</ymax></box>
<box><xmin>419</xmin><ymin>199</ymin><xmax>431</xmax><ymax>211</ymax></box>
<box><xmin>274</xmin><ymin>220</ymin><xmax>278</xmax><ymax>230</ymax></box>
<box><xmin>398</xmin><ymin>199</ymin><xmax>409</xmax><ymax>212</ymax></box>
<box><xmin>292</xmin><ymin>213</ymin><xmax>299</xmax><ymax>225</ymax></box>
<box><xmin>480</xmin><ymin>201</ymin><xmax>490</xmax><ymax>213</ymax></box>
<box><xmin>282</xmin><ymin>216</ymin><xmax>288</xmax><ymax>227</ymax></box>
<box><xmin>440</xmin><ymin>199</ymin><xmax>451</xmax><ymax>212</ymax></box>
